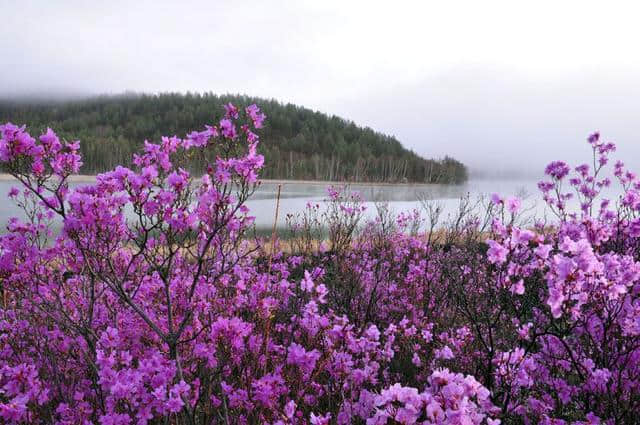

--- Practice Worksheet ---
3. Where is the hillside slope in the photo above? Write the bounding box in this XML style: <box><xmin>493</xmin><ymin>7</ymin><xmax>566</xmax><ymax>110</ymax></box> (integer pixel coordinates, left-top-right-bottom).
<box><xmin>0</xmin><ymin>93</ymin><xmax>467</xmax><ymax>183</ymax></box>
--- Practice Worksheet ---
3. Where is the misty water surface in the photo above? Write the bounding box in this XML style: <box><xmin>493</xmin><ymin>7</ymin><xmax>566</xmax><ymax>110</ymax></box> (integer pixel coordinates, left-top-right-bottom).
<box><xmin>0</xmin><ymin>178</ymin><xmax>618</xmax><ymax>232</ymax></box>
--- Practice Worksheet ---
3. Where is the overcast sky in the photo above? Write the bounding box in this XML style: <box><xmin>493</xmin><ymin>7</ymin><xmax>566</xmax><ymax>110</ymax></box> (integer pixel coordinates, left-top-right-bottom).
<box><xmin>2</xmin><ymin>0</ymin><xmax>640</xmax><ymax>177</ymax></box>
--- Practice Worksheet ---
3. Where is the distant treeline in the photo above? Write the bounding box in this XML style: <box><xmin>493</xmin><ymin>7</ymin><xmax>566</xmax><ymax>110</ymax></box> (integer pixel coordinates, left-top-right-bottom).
<box><xmin>0</xmin><ymin>93</ymin><xmax>468</xmax><ymax>184</ymax></box>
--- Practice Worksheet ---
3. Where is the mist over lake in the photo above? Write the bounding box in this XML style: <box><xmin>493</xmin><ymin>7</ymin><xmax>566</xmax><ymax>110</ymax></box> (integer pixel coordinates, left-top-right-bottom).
<box><xmin>1</xmin><ymin>177</ymin><xmax>615</xmax><ymax>231</ymax></box>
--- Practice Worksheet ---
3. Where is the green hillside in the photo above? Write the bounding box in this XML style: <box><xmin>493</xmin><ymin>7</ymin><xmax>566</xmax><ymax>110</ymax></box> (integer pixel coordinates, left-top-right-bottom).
<box><xmin>0</xmin><ymin>93</ymin><xmax>467</xmax><ymax>183</ymax></box>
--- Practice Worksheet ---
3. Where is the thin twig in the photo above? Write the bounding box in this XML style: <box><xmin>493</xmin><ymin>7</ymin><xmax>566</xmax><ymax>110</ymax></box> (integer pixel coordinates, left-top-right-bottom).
<box><xmin>268</xmin><ymin>184</ymin><xmax>282</xmax><ymax>272</ymax></box>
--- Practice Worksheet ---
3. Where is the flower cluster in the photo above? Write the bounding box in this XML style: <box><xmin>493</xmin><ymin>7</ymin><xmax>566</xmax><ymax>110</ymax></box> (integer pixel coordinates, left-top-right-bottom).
<box><xmin>2</xmin><ymin>108</ymin><xmax>640</xmax><ymax>425</ymax></box>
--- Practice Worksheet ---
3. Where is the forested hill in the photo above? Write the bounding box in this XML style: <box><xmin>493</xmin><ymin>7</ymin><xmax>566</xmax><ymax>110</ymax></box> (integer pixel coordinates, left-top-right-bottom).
<box><xmin>0</xmin><ymin>93</ymin><xmax>468</xmax><ymax>184</ymax></box>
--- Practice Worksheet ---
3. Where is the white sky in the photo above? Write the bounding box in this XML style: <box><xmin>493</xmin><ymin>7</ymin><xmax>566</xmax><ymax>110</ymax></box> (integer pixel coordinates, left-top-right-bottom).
<box><xmin>2</xmin><ymin>0</ymin><xmax>640</xmax><ymax>176</ymax></box>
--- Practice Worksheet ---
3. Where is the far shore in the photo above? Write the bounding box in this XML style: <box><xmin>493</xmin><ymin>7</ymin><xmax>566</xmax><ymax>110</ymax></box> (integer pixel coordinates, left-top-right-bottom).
<box><xmin>0</xmin><ymin>173</ymin><xmax>447</xmax><ymax>187</ymax></box>
<box><xmin>0</xmin><ymin>173</ymin><xmax>99</xmax><ymax>183</ymax></box>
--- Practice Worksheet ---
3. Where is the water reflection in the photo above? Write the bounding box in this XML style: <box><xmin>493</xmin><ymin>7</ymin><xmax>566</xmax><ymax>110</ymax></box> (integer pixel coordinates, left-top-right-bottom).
<box><xmin>0</xmin><ymin>178</ymin><xmax>607</xmax><ymax>232</ymax></box>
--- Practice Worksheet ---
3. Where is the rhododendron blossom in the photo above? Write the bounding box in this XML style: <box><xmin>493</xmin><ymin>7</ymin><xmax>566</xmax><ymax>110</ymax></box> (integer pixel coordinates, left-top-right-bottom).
<box><xmin>1</xmin><ymin>111</ymin><xmax>640</xmax><ymax>424</ymax></box>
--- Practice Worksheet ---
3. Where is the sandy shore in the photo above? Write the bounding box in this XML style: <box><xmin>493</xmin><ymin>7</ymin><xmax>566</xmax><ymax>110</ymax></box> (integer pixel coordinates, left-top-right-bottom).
<box><xmin>0</xmin><ymin>173</ymin><xmax>440</xmax><ymax>187</ymax></box>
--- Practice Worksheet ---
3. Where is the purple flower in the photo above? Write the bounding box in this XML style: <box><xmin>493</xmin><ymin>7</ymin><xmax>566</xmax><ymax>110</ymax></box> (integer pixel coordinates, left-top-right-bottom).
<box><xmin>505</xmin><ymin>197</ymin><xmax>521</xmax><ymax>214</ymax></box>
<box><xmin>545</xmin><ymin>160</ymin><xmax>571</xmax><ymax>179</ymax></box>
<box><xmin>167</xmin><ymin>169</ymin><xmax>189</xmax><ymax>191</ymax></box>
<box><xmin>486</xmin><ymin>240</ymin><xmax>508</xmax><ymax>264</ymax></box>
<box><xmin>246</xmin><ymin>104</ymin><xmax>266</xmax><ymax>129</ymax></box>
<box><xmin>223</xmin><ymin>102</ymin><xmax>239</xmax><ymax>119</ymax></box>
<box><xmin>219</xmin><ymin>118</ymin><xmax>237</xmax><ymax>139</ymax></box>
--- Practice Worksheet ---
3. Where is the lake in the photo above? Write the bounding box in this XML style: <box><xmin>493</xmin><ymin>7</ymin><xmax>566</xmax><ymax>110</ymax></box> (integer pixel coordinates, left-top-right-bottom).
<box><xmin>0</xmin><ymin>178</ymin><xmax>615</xmax><ymax>232</ymax></box>
<box><xmin>246</xmin><ymin>179</ymin><xmax>546</xmax><ymax>228</ymax></box>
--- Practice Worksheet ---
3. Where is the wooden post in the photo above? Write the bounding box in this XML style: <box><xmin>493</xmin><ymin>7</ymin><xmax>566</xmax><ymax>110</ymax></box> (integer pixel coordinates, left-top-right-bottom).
<box><xmin>268</xmin><ymin>184</ymin><xmax>282</xmax><ymax>272</ymax></box>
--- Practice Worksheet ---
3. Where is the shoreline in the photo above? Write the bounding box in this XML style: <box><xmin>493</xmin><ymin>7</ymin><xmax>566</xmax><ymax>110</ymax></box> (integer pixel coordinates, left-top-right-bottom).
<box><xmin>0</xmin><ymin>173</ymin><xmax>450</xmax><ymax>187</ymax></box>
<box><xmin>259</xmin><ymin>179</ymin><xmax>445</xmax><ymax>187</ymax></box>
<box><xmin>0</xmin><ymin>173</ymin><xmax>98</xmax><ymax>183</ymax></box>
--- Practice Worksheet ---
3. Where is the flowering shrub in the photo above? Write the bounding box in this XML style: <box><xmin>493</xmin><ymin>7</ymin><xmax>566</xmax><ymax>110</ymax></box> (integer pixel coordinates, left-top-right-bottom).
<box><xmin>1</xmin><ymin>106</ymin><xmax>639</xmax><ymax>425</ymax></box>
